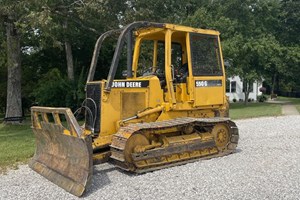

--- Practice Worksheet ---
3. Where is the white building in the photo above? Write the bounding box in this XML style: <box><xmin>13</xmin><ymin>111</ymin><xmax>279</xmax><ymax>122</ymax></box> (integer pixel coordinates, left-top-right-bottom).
<box><xmin>226</xmin><ymin>76</ymin><xmax>263</xmax><ymax>102</ymax></box>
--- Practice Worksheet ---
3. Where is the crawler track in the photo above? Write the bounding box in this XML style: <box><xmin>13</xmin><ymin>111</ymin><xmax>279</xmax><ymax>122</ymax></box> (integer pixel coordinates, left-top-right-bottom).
<box><xmin>110</xmin><ymin>117</ymin><xmax>239</xmax><ymax>173</ymax></box>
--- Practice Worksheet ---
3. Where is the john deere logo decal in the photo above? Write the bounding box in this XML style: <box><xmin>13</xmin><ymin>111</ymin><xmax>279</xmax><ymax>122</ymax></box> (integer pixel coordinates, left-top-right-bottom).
<box><xmin>112</xmin><ymin>81</ymin><xmax>149</xmax><ymax>88</ymax></box>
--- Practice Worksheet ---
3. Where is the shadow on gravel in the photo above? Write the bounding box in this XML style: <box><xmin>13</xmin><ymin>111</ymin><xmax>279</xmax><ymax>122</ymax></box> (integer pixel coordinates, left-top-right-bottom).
<box><xmin>82</xmin><ymin>148</ymin><xmax>243</xmax><ymax>197</ymax></box>
<box><xmin>82</xmin><ymin>166</ymin><xmax>116</xmax><ymax>197</ymax></box>
<box><xmin>235</xmin><ymin>148</ymin><xmax>242</xmax><ymax>153</ymax></box>
<box><xmin>82</xmin><ymin>162</ymin><xmax>143</xmax><ymax>197</ymax></box>
<box><xmin>115</xmin><ymin>168</ymin><xmax>141</xmax><ymax>177</ymax></box>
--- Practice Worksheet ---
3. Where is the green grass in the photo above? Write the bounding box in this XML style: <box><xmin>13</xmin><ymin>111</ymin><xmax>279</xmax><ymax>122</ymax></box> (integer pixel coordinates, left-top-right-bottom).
<box><xmin>276</xmin><ymin>96</ymin><xmax>300</xmax><ymax>112</ymax></box>
<box><xmin>0</xmin><ymin>122</ymin><xmax>35</xmax><ymax>173</ymax></box>
<box><xmin>276</xmin><ymin>96</ymin><xmax>300</xmax><ymax>104</ymax></box>
<box><xmin>229</xmin><ymin>102</ymin><xmax>282</xmax><ymax>119</ymax></box>
<box><xmin>295</xmin><ymin>105</ymin><xmax>300</xmax><ymax>113</ymax></box>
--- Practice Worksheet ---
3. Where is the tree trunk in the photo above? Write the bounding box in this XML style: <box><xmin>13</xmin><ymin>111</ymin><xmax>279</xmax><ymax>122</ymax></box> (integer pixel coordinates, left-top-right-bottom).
<box><xmin>5</xmin><ymin>19</ymin><xmax>22</xmax><ymax>123</ymax></box>
<box><xmin>244</xmin><ymin>91</ymin><xmax>250</xmax><ymax>105</ymax></box>
<box><xmin>271</xmin><ymin>73</ymin><xmax>277</xmax><ymax>95</ymax></box>
<box><xmin>63</xmin><ymin>20</ymin><xmax>74</xmax><ymax>81</ymax></box>
<box><xmin>243</xmin><ymin>80</ymin><xmax>250</xmax><ymax>105</ymax></box>
<box><xmin>65</xmin><ymin>40</ymin><xmax>74</xmax><ymax>81</ymax></box>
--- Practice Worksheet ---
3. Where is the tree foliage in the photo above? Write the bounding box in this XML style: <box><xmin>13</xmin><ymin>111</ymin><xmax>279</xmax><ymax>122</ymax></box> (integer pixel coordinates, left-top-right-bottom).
<box><xmin>186</xmin><ymin>0</ymin><xmax>300</xmax><ymax>102</ymax></box>
<box><xmin>0</xmin><ymin>0</ymin><xmax>299</xmax><ymax>113</ymax></box>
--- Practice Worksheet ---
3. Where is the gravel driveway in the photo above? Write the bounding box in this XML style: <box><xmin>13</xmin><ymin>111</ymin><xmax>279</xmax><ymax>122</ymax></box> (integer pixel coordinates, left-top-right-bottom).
<box><xmin>1</xmin><ymin>116</ymin><xmax>300</xmax><ymax>200</ymax></box>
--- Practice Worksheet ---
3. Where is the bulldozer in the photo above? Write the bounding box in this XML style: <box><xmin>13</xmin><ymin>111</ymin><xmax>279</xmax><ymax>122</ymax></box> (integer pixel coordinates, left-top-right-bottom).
<box><xmin>29</xmin><ymin>21</ymin><xmax>239</xmax><ymax>196</ymax></box>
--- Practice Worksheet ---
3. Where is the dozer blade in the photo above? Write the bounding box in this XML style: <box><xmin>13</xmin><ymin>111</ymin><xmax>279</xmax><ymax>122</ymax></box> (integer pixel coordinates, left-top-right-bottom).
<box><xmin>29</xmin><ymin>107</ymin><xmax>93</xmax><ymax>197</ymax></box>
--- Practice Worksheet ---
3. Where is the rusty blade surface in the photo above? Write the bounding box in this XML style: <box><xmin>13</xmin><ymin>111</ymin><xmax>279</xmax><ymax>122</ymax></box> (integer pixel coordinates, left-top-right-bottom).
<box><xmin>29</xmin><ymin>122</ymin><xmax>93</xmax><ymax>197</ymax></box>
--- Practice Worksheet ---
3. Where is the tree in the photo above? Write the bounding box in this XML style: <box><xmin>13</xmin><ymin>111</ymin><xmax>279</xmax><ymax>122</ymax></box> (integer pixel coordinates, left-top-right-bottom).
<box><xmin>0</xmin><ymin>26</ymin><xmax>7</xmax><ymax>113</ymax></box>
<box><xmin>185</xmin><ymin>0</ymin><xmax>300</xmax><ymax>103</ymax></box>
<box><xmin>22</xmin><ymin>0</ymin><xmax>127</xmax><ymax>108</ymax></box>
<box><xmin>1</xmin><ymin>0</ymin><xmax>298</xmax><ymax>115</ymax></box>
<box><xmin>0</xmin><ymin>1</ymin><xmax>30</xmax><ymax>123</ymax></box>
<box><xmin>277</xmin><ymin>0</ymin><xmax>300</xmax><ymax>94</ymax></box>
<box><xmin>224</xmin><ymin>35</ymin><xmax>262</xmax><ymax>104</ymax></box>
<box><xmin>122</xmin><ymin>0</ymin><xmax>204</xmax><ymax>24</ymax></box>
<box><xmin>279</xmin><ymin>0</ymin><xmax>300</xmax><ymax>46</ymax></box>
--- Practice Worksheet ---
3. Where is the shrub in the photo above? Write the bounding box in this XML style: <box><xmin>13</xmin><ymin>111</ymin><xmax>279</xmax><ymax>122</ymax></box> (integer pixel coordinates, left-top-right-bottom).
<box><xmin>32</xmin><ymin>68</ymin><xmax>71</xmax><ymax>107</ymax></box>
<box><xmin>257</xmin><ymin>95</ymin><xmax>267</xmax><ymax>102</ymax></box>
<box><xmin>32</xmin><ymin>68</ymin><xmax>86</xmax><ymax>109</ymax></box>
<box><xmin>233</xmin><ymin>98</ymin><xmax>237</xmax><ymax>102</ymax></box>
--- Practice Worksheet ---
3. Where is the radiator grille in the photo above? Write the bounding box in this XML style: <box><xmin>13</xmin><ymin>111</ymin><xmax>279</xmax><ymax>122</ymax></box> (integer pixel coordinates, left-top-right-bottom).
<box><xmin>85</xmin><ymin>83</ymin><xmax>101</xmax><ymax>134</ymax></box>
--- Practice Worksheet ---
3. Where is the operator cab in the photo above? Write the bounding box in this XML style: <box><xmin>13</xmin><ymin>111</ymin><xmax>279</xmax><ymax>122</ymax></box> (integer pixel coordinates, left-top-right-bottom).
<box><xmin>132</xmin><ymin>25</ymin><xmax>225</xmax><ymax>107</ymax></box>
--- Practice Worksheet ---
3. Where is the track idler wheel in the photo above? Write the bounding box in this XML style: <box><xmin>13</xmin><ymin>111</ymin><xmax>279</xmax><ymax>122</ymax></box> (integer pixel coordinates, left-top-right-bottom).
<box><xmin>212</xmin><ymin>123</ymin><xmax>231</xmax><ymax>152</ymax></box>
<box><xmin>124</xmin><ymin>133</ymin><xmax>150</xmax><ymax>168</ymax></box>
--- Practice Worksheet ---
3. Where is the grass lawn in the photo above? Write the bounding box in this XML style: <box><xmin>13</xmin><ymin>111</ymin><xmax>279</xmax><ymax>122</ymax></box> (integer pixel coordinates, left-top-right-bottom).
<box><xmin>295</xmin><ymin>105</ymin><xmax>300</xmax><ymax>112</ymax></box>
<box><xmin>0</xmin><ymin>121</ymin><xmax>35</xmax><ymax>173</ymax></box>
<box><xmin>276</xmin><ymin>96</ymin><xmax>300</xmax><ymax>104</ymax></box>
<box><xmin>276</xmin><ymin>96</ymin><xmax>300</xmax><ymax>112</ymax></box>
<box><xmin>229</xmin><ymin>102</ymin><xmax>282</xmax><ymax>119</ymax></box>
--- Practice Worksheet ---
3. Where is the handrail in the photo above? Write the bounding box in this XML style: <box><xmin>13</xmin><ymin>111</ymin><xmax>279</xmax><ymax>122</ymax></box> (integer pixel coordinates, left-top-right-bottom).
<box><xmin>87</xmin><ymin>29</ymin><xmax>121</xmax><ymax>82</ymax></box>
<box><xmin>105</xmin><ymin>21</ymin><xmax>164</xmax><ymax>92</ymax></box>
<box><xmin>86</xmin><ymin>21</ymin><xmax>165</xmax><ymax>91</ymax></box>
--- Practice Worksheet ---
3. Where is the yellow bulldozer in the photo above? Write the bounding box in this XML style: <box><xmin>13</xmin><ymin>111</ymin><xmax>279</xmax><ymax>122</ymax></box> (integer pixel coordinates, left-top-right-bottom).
<box><xmin>29</xmin><ymin>21</ymin><xmax>239</xmax><ymax>196</ymax></box>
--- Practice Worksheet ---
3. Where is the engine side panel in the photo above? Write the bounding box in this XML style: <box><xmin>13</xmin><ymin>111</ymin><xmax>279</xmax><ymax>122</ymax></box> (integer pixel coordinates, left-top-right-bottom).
<box><xmin>98</xmin><ymin>76</ymin><xmax>164</xmax><ymax>137</ymax></box>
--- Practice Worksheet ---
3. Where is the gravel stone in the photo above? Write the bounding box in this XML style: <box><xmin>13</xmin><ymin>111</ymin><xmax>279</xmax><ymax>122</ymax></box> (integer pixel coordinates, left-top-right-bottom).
<box><xmin>1</xmin><ymin>115</ymin><xmax>300</xmax><ymax>200</ymax></box>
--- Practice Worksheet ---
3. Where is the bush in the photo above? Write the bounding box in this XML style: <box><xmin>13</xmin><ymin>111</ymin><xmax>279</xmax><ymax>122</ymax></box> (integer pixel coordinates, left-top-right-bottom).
<box><xmin>31</xmin><ymin>68</ymin><xmax>85</xmax><ymax>109</ymax></box>
<box><xmin>257</xmin><ymin>95</ymin><xmax>267</xmax><ymax>102</ymax></box>
<box><xmin>233</xmin><ymin>98</ymin><xmax>237</xmax><ymax>102</ymax></box>
<box><xmin>32</xmin><ymin>68</ymin><xmax>71</xmax><ymax>107</ymax></box>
